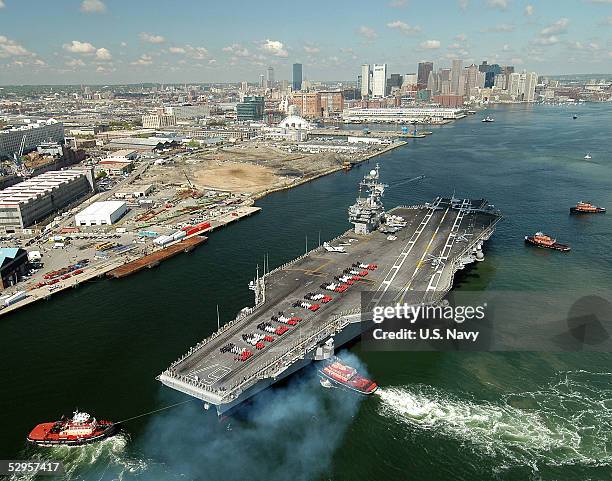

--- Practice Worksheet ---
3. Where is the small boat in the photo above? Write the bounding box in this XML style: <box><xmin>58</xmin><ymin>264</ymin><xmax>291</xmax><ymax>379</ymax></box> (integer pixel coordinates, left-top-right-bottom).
<box><xmin>342</xmin><ymin>161</ymin><xmax>352</xmax><ymax>171</ymax></box>
<box><xmin>481</xmin><ymin>116</ymin><xmax>495</xmax><ymax>123</ymax></box>
<box><xmin>524</xmin><ymin>232</ymin><xmax>570</xmax><ymax>252</ymax></box>
<box><xmin>573</xmin><ymin>114</ymin><xmax>578</xmax><ymax>119</ymax></box>
<box><xmin>27</xmin><ymin>411</ymin><xmax>119</xmax><ymax>447</ymax></box>
<box><xmin>318</xmin><ymin>356</ymin><xmax>378</xmax><ymax>395</ymax></box>
<box><xmin>584</xmin><ymin>153</ymin><xmax>592</xmax><ymax>160</ymax></box>
<box><xmin>570</xmin><ymin>201</ymin><xmax>606</xmax><ymax>214</ymax></box>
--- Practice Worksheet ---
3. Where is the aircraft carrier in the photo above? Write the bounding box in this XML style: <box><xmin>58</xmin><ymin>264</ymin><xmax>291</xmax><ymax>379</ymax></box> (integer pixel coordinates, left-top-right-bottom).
<box><xmin>158</xmin><ymin>166</ymin><xmax>502</xmax><ymax>414</ymax></box>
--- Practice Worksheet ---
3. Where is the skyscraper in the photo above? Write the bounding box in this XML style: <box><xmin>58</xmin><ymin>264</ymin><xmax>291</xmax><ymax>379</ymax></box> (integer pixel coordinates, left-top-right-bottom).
<box><xmin>259</xmin><ymin>74</ymin><xmax>265</xmax><ymax>88</ymax></box>
<box><xmin>372</xmin><ymin>64</ymin><xmax>387</xmax><ymax>97</ymax></box>
<box><xmin>292</xmin><ymin>63</ymin><xmax>303</xmax><ymax>91</ymax></box>
<box><xmin>450</xmin><ymin>59</ymin><xmax>463</xmax><ymax>95</ymax></box>
<box><xmin>360</xmin><ymin>64</ymin><xmax>371</xmax><ymax>97</ymax></box>
<box><xmin>267</xmin><ymin>66</ymin><xmax>275</xmax><ymax>86</ymax></box>
<box><xmin>417</xmin><ymin>62</ymin><xmax>433</xmax><ymax>89</ymax></box>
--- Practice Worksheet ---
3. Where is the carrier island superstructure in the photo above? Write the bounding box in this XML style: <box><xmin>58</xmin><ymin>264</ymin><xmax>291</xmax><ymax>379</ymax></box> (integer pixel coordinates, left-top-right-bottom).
<box><xmin>158</xmin><ymin>166</ymin><xmax>502</xmax><ymax>414</ymax></box>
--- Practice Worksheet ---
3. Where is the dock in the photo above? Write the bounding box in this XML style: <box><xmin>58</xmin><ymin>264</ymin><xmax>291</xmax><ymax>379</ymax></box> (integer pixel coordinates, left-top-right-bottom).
<box><xmin>310</xmin><ymin>129</ymin><xmax>433</xmax><ymax>139</ymax></box>
<box><xmin>107</xmin><ymin>236</ymin><xmax>207</xmax><ymax>279</ymax></box>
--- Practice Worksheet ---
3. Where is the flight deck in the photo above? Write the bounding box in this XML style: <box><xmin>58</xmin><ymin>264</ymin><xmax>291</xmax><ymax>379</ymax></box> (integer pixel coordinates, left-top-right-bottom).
<box><xmin>158</xmin><ymin>167</ymin><xmax>502</xmax><ymax>413</ymax></box>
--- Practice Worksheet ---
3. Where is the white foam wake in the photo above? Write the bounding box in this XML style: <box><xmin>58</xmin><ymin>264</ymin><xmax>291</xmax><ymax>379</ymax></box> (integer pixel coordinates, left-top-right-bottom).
<box><xmin>377</xmin><ymin>371</ymin><xmax>612</xmax><ymax>467</ymax></box>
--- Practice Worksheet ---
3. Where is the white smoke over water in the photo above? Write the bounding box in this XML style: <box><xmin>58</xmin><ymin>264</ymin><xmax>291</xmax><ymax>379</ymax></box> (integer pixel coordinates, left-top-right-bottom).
<box><xmin>376</xmin><ymin>370</ymin><xmax>612</xmax><ymax>469</ymax></box>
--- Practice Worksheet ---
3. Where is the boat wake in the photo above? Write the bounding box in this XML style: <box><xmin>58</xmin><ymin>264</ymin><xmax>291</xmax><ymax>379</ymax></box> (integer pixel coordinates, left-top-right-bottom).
<box><xmin>376</xmin><ymin>370</ymin><xmax>612</xmax><ymax>469</ymax></box>
<box><xmin>9</xmin><ymin>433</ymin><xmax>148</xmax><ymax>481</ymax></box>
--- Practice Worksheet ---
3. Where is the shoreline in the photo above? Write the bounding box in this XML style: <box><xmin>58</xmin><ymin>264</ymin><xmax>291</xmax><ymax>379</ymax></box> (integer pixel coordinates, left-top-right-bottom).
<box><xmin>252</xmin><ymin>140</ymin><xmax>407</xmax><ymax>201</ymax></box>
<box><xmin>0</xmin><ymin>141</ymin><xmax>407</xmax><ymax>318</ymax></box>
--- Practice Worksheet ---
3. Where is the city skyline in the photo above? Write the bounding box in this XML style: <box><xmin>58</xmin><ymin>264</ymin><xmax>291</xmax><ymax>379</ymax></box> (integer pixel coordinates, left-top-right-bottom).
<box><xmin>0</xmin><ymin>0</ymin><xmax>611</xmax><ymax>85</ymax></box>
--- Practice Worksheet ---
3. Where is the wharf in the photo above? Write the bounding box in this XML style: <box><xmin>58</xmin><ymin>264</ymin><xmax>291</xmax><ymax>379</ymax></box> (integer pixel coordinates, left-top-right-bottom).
<box><xmin>0</xmin><ymin>258</ymin><xmax>124</xmax><ymax>317</ymax></box>
<box><xmin>310</xmin><ymin>129</ymin><xmax>433</xmax><ymax>139</ymax></box>
<box><xmin>107</xmin><ymin>236</ymin><xmax>206</xmax><ymax>279</ymax></box>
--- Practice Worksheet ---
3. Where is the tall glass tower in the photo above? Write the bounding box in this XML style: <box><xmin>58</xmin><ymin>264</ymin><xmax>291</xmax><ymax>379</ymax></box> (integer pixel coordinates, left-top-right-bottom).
<box><xmin>292</xmin><ymin>63</ymin><xmax>303</xmax><ymax>91</ymax></box>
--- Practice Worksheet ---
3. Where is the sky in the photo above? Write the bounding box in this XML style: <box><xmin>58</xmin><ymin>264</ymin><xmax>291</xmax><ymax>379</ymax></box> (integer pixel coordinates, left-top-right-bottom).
<box><xmin>0</xmin><ymin>0</ymin><xmax>610</xmax><ymax>85</ymax></box>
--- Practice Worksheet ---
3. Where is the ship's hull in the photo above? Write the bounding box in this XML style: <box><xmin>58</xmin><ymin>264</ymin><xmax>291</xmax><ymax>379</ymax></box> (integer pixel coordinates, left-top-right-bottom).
<box><xmin>27</xmin><ymin>423</ymin><xmax>119</xmax><ymax>447</ymax></box>
<box><xmin>524</xmin><ymin>237</ymin><xmax>570</xmax><ymax>252</ymax></box>
<box><xmin>570</xmin><ymin>207</ymin><xmax>605</xmax><ymax>214</ymax></box>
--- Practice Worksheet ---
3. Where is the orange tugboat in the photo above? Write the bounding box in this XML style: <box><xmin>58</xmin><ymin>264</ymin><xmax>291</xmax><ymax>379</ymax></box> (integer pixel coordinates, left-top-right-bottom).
<box><xmin>524</xmin><ymin>232</ymin><xmax>570</xmax><ymax>252</ymax></box>
<box><xmin>570</xmin><ymin>201</ymin><xmax>606</xmax><ymax>215</ymax></box>
<box><xmin>318</xmin><ymin>357</ymin><xmax>378</xmax><ymax>395</ymax></box>
<box><xmin>27</xmin><ymin>411</ymin><xmax>119</xmax><ymax>447</ymax></box>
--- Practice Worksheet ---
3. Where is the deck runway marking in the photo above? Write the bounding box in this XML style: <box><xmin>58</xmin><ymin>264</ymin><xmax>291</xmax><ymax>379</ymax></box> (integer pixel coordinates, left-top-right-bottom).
<box><xmin>398</xmin><ymin>203</ymin><xmax>453</xmax><ymax>302</ymax></box>
<box><xmin>370</xmin><ymin>198</ymin><xmax>441</xmax><ymax>306</ymax></box>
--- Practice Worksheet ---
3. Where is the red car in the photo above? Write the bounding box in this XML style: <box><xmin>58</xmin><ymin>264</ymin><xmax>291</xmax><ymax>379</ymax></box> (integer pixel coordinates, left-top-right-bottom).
<box><xmin>275</xmin><ymin>326</ymin><xmax>289</xmax><ymax>335</ymax></box>
<box><xmin>308</xmin><ymin>304</ymin><xmax>320</xmax><ymax>312</ymax></box>
<box><xmin>263</xmin><ymin>335</ymin><xmax>275</xmax><ymax>342</ymax></box>
<box><xmin>321</xmin><ymin>296</ymin><xmax>333</xmax><ymax>303</ymax></box>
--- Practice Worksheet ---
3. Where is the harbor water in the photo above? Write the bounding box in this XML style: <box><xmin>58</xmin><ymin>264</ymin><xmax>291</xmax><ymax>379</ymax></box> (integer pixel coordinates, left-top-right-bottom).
<box><xmin>1</xmin><ymin>104</ymin><xmax>611</xmax><ymax>481</ymax></box>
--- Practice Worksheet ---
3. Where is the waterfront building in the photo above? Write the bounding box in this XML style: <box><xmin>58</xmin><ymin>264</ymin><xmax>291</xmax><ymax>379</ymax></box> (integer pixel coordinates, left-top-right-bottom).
<box><xmin>0</xmin><ymin>168</ymin><xmax>95</xmax><ymax>230</ymax></box>
<box><xmin>0</xmin><ymin>120</ymin><xmax>64</xmax><ymax>159</ymax></box>
<box><xmin>292</xmin><ymin>63</ymin><xmax>303</xmax><ymax>91</ymax></box>
<box><xmin>361</xmin><ymin>64</ymin><xmax>371</xmax><ymax>97</ymax></box>
<box><xmin>372</xmin><ymin>64</ymin><xmax>388</xmax><ymax>97</ymax></box>
<box><xmin>290</xmin><ymin>92</ymin><xmax>322</xmax><ymax>118</ymax></box>
<box><xmin>75</xmin><ymin>201</ymin><xmax>128</xmax><ymax>227</ymax></box>
<box><xmin>0</xmin><ymin>247</ymin><xmax>29</xmax><ymax>290</ymax></box>
<box><xmin>319</xmin><ymin>91</ymin><xmax>344</xmax><ymax>117</ymax></box>
<box><xmin>417</xmin><ymin>62</ymin><xmax>433</xmax><ymax>90</ymax></box>
<box><xmin>236</xmin><ymin>96</ymin><xmax>265</xmax><ymax>121</ymax></box>
<box><xmin>342</xmin><ymin>107</ymin><xmax>465</xmax><ymax>123</ymax></box>
<box><xmin>432</xmin><ymin>94</ymin><xmax>465</xmax><ymax>108</ymax></box>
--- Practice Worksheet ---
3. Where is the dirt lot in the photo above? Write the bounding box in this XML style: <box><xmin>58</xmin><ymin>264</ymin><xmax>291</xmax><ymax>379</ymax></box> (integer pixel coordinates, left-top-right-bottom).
<box><xmin>143</xmin><ymin>144</ymin><xmax>354</xmax><ymax>195</ymax></box>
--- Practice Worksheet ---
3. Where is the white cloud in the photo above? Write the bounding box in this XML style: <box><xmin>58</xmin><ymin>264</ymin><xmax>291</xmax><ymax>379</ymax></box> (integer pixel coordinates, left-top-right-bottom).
<box><xmin>120</xmin><ymin>42</ymin><xmax>128</xmax><ymax>47</ymax></box>
<box><xmin>389</xmin><ymin>0</ymin><xmax>408</xmax><ymax>6</ymax></box>
<box><xmin>487</xmin><ymin>0</ymin><xmax>508</xmax><ymax>9</ymax></box>
<box><xmin>420</xmin><ymin>39</ymin><xmax>441</xmax><ymax>49</ymax></box>
<box><xmin>386</xmin><ymin>20</ymin><xmax>421</xmax><ymax>35</ymax></box>
<box><xmin>131</xmin><ymin>54</ymin><xmax>153</xmax><ymax>66</ymax></box>
<box><xmin>525</xmin><ymin>4</ymin><xmax>534</xmax><ymax>16</ymax></box>
<box><xmin>482</xmin><ymin>24</ymin><xmax>515</xmax><ymax>32</ymax></box>
<box><xmin>222</xmin><ymin>43</ymin><xmax>249</xmax><ymax>57</ymax></box>
<box><xmin>303</xmin><ymin>44</ymin><xmax>320</xmax><ymax>54</ymax></box>
<box><xmin>511</xmin><ymin>57</ymin><xmax>524</xmax><ymax>65</ymax></box>
<box><xmin>95</xmin><ymin>47</ymin><xmax>112</xmax><ymax>60</ymax></box>
<box><xmin>259</xmin><ymin>39</ymin><xmax>288</xmax><ymax>57</ymax></box>
<box><xmin>357</xmin><ymin>26</ymin><xmax>378</xmax><ymax>40</ymax></box>
<box><xmin>502</xmin><ymin>44</ymin><xmax>511</xmax><ymax>51</ymax></box>
<box><xmin>140</xmin><ymin>32</ymin><xmax>165</xmax><ymax>44</ymax></box>
<box><xmin>541</xmin><ymin>18</ymin><xmax>569</xmax><ymax>35</ymax></box>
<box><xmin>587</xmin><ymin>0</ymin><xmax>612</xmax><ymax>3</ymax></box>
<box><xmin>0</xmin><ymin>1</ymin><xmax>5</xmax><ymax>8</ymax></box>
<box><xmin>168</xmin><ymin>45</ymin><xmax>208</xmax><ymax>59</ymax></box>
<box><xmin>0</xmin><ymin>36</ymin><xmax>34</xmax><ymax>57</ymax></box>
<box><xmin>63</xmin><ymin>40</ymin><xmax>97</xmax><ymax>54</ymax></box>
<box><xmin>535</xmin><ymin>35</ymin><xmax>560</xmax><ymax>45</ymax></box>
<box><xmin>458</xmin><ymin>0</ymin><xmax>469</xmax><ymax>10</ymax></box>
<box><xmin>455</xmin><ymin>33</ymin><xmax>467</xmax><ymax>41</ymax></box>
<box><xmin>184</xmin><ymin>45</ymin><xmax>208</xmax><ymax>60</ymax></box>
<box><xmin>65</xmin><ymin>58</ymin><xmax>86</xmax><ymax>68</ymax></box>
<box><xmin>80</xmin><ymin>0</ymin><xmax>106</xmax><ymax>13</ymax></box>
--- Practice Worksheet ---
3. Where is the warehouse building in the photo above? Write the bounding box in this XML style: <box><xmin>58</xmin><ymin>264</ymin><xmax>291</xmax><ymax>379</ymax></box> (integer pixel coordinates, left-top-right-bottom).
<box><xmin>0</xmin><ymin>119</ymin><xmax>65</xmax><ymax>159</ymax></box>
<box><xmin>75</xmin><ymin>201</ymin><xmax>128</xmax><ymax>226</ymax></box>
<box><xmin>0</xmin><ymin>247</ymin><xmax>29</xmax><ymax>289</ymax></box>
<box><xmin>0</xmin><ymin>168</ymin><xmax>95</xmax><ymax>230</ymax></box>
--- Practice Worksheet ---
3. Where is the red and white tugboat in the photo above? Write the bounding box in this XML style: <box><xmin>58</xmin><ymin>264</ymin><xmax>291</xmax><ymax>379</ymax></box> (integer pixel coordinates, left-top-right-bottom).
<box><xmin>318</xmin><ymin>357</ymin><xmax>378</xmax><ymax>395</ymax></box>
<box><xmin>27</xmin><ymin>411</ymin><xmax>119</xmax><ymax>447</ymax></box>
<box><xmin>524</xmin><ymin>232</ymin><xmax>571</xmax><ymax>252</ymax></box>
<box><xmin>570</xmin><ymin>201</ymin><xmax>606</xmax><ymax>215</ymax></box>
